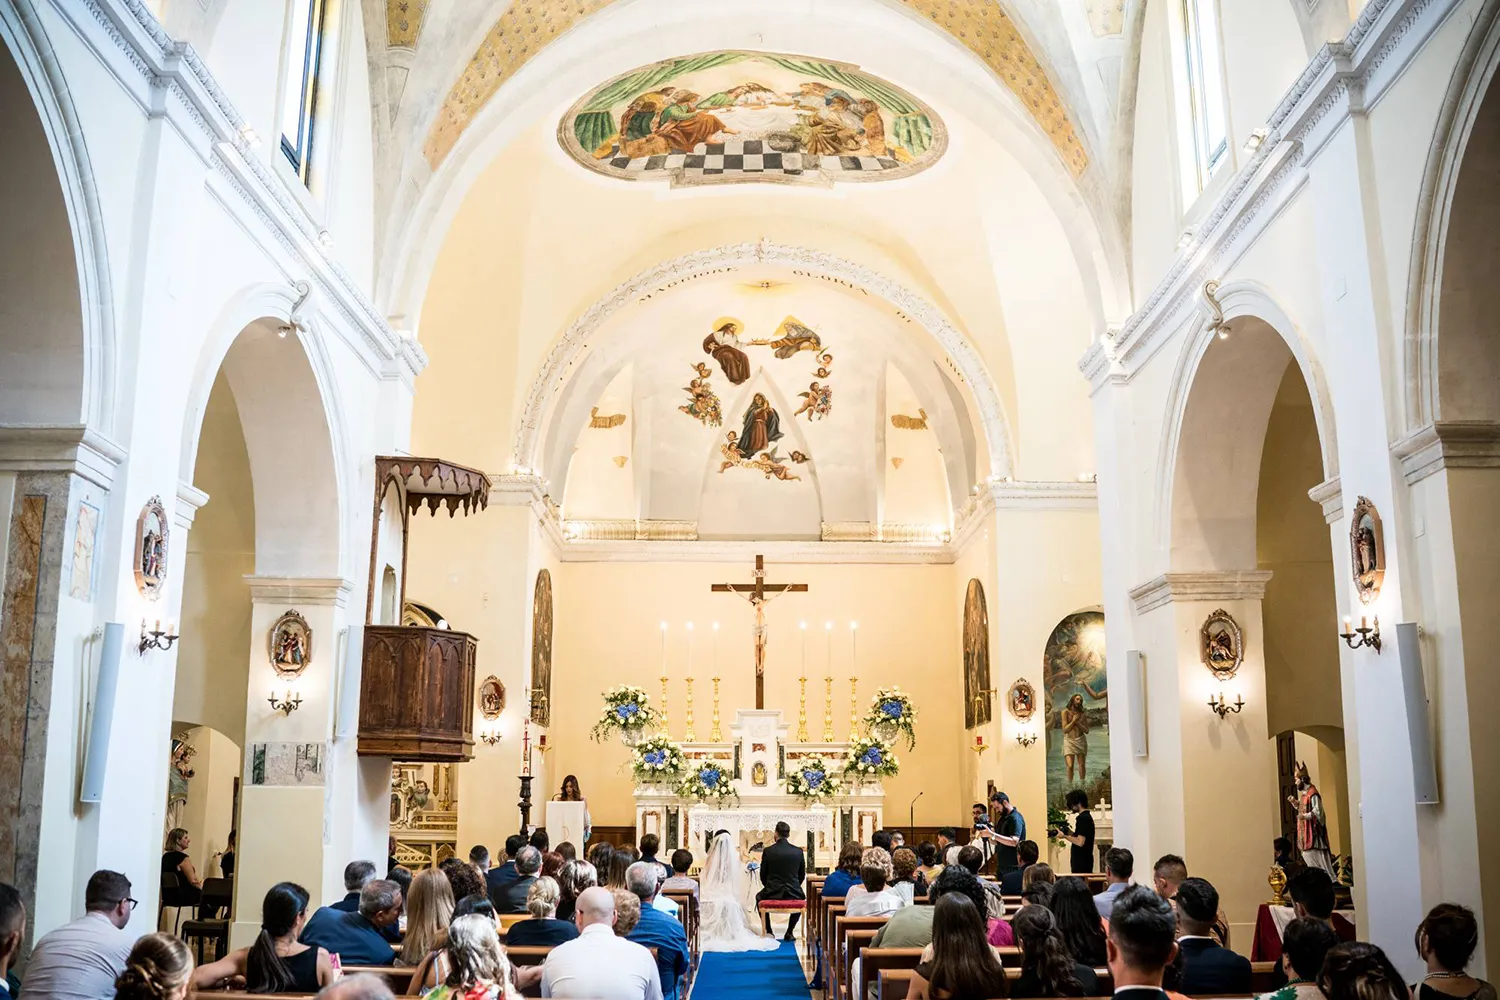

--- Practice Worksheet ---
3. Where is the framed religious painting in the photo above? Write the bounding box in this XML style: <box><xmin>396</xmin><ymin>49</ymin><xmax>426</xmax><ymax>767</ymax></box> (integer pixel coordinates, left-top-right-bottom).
<box><xmin>1350</xmin><ymin>496</ymin><xmax>1386</xmax><ymax>604</ymax></box>
<box><xmin>478</xmin><ymin>676</ymin><xmax>505</xmax><ymax>720</ymax></box>
<box><xmin>1200</xmin><ymin>608</ymin><xmax>1243</xmax><ymax>681</ymax></box>
<box><xmin>268</xmin><ymin>610</ymin><xmax>312</xmax><ymax>678</ymax></box>
<box><xmin>1007</xmin><ymin>678</ymin><xmax>1037</xmax><ymax>722</ymax></box>
<box><xmin>133</xmin><ymin>496</ymin><xmax>169</xmax><ymax>599</ymax></box>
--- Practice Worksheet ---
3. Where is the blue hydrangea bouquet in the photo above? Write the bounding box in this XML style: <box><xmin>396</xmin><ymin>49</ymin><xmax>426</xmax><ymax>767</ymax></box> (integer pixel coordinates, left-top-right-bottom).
<box><xmin>589</xmin><ymin>685</ymin><xmax>658</xmax><ymax>744</ymax></box>
<box><xmin>785</xmin><ymin>754</ymin><xmax>843</xmax><ymax>801</ymax></box>
<box><xmin>631</xmin><ymin>734</ymin><xmax>686</xmax><ymax>784</ymax></box>
<box><xmin>862</xmin><ymin>686</ymin><xmax>918</xmax><ymax>750</ymax></box>
<box><xmin>843</xmin><ymin>735</ymin><xmax>900</xmax><ymax>782</ymax></box>
<box><xmin>677</xmin><ymin>759</ymin><xmax>738</xmax><ymax>803</ymax></box>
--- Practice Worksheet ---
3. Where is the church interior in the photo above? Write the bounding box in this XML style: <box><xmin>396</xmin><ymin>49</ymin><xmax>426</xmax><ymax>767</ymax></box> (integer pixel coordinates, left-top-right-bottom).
<box><xmin>0</xmin><ymin>0</ymin><xmax>1496</xmax><ymax>995</ymax></box>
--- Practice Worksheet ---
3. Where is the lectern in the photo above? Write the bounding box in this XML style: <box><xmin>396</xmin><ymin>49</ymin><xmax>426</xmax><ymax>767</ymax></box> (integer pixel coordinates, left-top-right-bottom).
<box><xmin>547</xmin><ymin>801</ymin><xmax>588</xmax><ymax>847</ymax></box>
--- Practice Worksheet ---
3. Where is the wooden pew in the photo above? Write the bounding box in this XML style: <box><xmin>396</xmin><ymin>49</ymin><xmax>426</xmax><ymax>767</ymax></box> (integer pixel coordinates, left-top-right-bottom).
<box><xmin>831</xmin><ymin>915</ymin><xmax>888</xmax><ymax>999</ymax></box>
<box><xmin>874</xmin><ymin>958</ymin><xmax>1278</xmax><ymax>1000</ymax></box>
<box><xmin>661</xmin><ymin>888</ymin><xmax>699</xmax><ymax>981</ymax></box>
<box><xmin>342</xmin><ymin>967</ymin><xmax>414</xmax><ymax>992</ymax></box>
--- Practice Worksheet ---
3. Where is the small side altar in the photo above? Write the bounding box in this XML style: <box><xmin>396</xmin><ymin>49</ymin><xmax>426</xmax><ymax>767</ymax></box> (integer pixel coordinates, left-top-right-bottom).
<box><xmin>634</xmin><ymin>709</ymin><xmax>884</xmax><ymax>869</ymax></box>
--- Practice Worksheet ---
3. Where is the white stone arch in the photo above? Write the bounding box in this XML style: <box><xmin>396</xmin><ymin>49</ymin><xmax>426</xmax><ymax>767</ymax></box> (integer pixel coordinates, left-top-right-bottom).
<box><xmin>0</xmin><ymin>0</ymin><xmax>117</xmax><ymax>434</ymax></box>
<box><xmin>1402</xmin><ymin>0</ymin><xmax>1500</xmax><ymax>430</ymax></box>
<box><xmin>377</xmin><ymin>0</ymin><xmax>1130</xmax><ymax>338</ymax></box>
<box><xmin>516</xmin><ymin>243</ymin><xmax>1014</xmax><ymax>494</ymax></box>
<box><xmin>1155</xmin><ymin>281</ymin><xmax>1340</xmax><ymax>565</ymax></box>
<box><xmin>179</xmin><ymin>283</ymin><xmax>352</xmax><ymax>578</ymax></box>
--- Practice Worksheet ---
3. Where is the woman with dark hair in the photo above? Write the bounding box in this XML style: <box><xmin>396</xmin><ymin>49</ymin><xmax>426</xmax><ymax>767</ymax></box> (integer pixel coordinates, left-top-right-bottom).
<box><xmin>551</xmin><ymin>775</ymin><xmax>591</xmax><ymax>843</ymax></box>
<box><xmin>915</xmin><ymin>841</ymin><xmax>944</xmax><ymax>885</ymax></box>
<box><xmin>193</xmin><ymin>882</ymin><xmax>332</xmax><ymax>993</ymax></box>
<box><xmin>1414</xmin><ymin>903</ymin><xmax>1494</xmax><ymax>1000</ymax></box>
<box><xmin>1010</xmin><ymin>905</ymin><xmax>1095</xmax><ymax>998</ymax></box>
<box><xmin>908</xmin><ymin>894</ymin><xmax>1010</xmax><ymax>1000</ymax></box>
<box><xmin>586</xmin><ymin>842</ymin><xmax>614</xmax><ymax>877</ymax></box>
<box><xmin>822</xmin><ymin>842</ymin><xmax>865</xmax><ymax>898</ymax></box>
<box><xmin>116</xmin><ymin>933</ymin><xmax>193</xmax><ymax>1000</ymax></box>
<box><xmin>1050</xmin><ymin>876</ymin><xmax>1107</xmax><ymax>967</ymax></box>
<box><xmin>604</xmin><ymin>849</ymin><xmax>631</xmax><ymax>890</ymax></box>
<box><xmin>453</xmin><ymin>894</ymin><xmax>495</xmax><ymax>920</ymax></box>
<box><xmin>1258</xmin><ymin>917</ymin><xmax>1339</xmax><ymax>1000</ymax></box>
<box><xmin>540</xmin><ymin>851</ymin><xmax>564</xmax><ymax>879</ymax></box>
<box><xmin>554</xmin><ymin>860</ymin><xmax>597</xmax><ymax>924</ymax></box>
<box><xmin>1021</xmin><ymin>863</ymin><xmax>1056</xmax><ymax>893</ymax></box>
<box><xmin>439</xmin><ymin>857</ymin><xmax>485</xmax><ymax>903</ymax></box>
<box><xmin>1319</xmin><ymin>942</ymin><xmax>1411</xmax><ymax>1000</ymax></box>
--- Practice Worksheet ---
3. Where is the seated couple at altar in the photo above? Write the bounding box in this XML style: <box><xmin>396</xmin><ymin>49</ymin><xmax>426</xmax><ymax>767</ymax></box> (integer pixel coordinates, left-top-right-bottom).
<box><xmin>700</xmin><ymin>822</ymin><xmax>805</xmax><ymax>951</ymax></box>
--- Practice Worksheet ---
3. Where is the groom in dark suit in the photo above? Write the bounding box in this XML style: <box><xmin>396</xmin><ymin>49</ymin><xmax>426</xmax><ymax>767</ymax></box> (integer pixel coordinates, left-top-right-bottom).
<box><xmin>757</xmin><ymin>822</ymin><xmax>806</xmax><ymax>941</ymax></box>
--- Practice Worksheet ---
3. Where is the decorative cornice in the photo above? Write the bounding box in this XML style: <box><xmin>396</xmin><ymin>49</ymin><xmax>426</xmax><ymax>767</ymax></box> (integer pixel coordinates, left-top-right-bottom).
<box><xmin>553</xmin><ymin>537</ymin><xmax>955</xmax><ymax>565</ymax></box>
<box><xmin>1129</xmin><ymin>570</ymin><xmax>1274</xmax><ymax>614</ymax></box>
<box><xmin>1307</xmin><ymin>476</ymin><xmax>1344</xmax><ymax>524</ymax></box>
<box><xmin>1392</xmin><ymin>421</ymin><xmax>1500</xmax><ymax>484</ymax></box>
<box><xmin>243</xmin><ymin>576</ymin><xmax>353</xmax><ymax>606</ymax></box>
<box><xmin>952</xmin><ymin>479</ymin><xmax>1097</xmax><ymax>554</ymax></box>
<box><xmin>173</xmin><ymin>480</ymin><xmax>209</xmax><ymax>531</ymax></box>
<box><xmin>0</xmin><ymin>425</ymin><xmax>126</xmax><ymax>489</ymax></box>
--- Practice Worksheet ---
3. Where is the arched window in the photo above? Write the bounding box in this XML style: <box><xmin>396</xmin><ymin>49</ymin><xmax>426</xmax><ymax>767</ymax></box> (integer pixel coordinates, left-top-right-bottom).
<box><xmin>279</xmin><ymin>0</ymin><xmax>327</xmax><ymax>183</ymax></box>
<box><xmin>1179</xmin><ymin>0</ymin><xmax>1228</xmax><ymax>191</ymax></box>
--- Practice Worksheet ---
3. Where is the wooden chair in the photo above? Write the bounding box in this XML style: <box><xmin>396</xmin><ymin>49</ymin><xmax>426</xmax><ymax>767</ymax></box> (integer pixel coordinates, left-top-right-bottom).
<box><xmin>159</xmin><ymin>873</ymin><xmax>199</xmax><ymax>935</ymax></box>
<box><xmin>181</xmin><ymin>877</ymin><xmax>235</xmax><ymax>960</ymax></box>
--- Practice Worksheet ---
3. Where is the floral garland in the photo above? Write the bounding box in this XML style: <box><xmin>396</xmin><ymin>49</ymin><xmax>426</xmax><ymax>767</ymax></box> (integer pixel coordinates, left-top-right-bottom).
<box><xmin>631</xmin><ymin>734</ymin><xmax>687</xmax><ymax>784</ymax></box>
<box><xmin>589</xmin><ymin>685</ymin><xmax>658</xmax><ymax>742</ymax></box>
<box><xmin>863</xmin><ymin>686</ymin><xmax>918</xmax><ymax>750</ymax></box>
<box><xmin>785</xmin><ymin>754</ymin><xmax>843</xmax><ymax>801</ymax></box>
<box><xmin>677</xmin><ymin>759</ymin><xmax>738</xmax><ymax>803</ymax></box>
<box><xmin>843</xmin><ymin>735</ymin><xmax>899</xmax><ymax>782</ymax></box>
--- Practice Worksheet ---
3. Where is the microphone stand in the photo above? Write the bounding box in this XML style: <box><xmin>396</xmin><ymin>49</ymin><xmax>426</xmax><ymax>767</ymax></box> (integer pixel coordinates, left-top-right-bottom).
<box><xmin>909</xmin><ymin>791</ymin><xmax>923</xmax><ymax>830</ymax></box>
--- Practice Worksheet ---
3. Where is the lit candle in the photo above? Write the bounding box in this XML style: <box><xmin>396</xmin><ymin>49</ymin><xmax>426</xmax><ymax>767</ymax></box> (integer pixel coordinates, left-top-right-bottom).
<box><xmin>1360</xmin><ymin>615</ymin><xmax>1368</xmax><ymax>630</ymax></box>
<box><xmin>1342</xmin><ymin>615</ymin><xmax>1351</xmax><ymax>633</ymax></box>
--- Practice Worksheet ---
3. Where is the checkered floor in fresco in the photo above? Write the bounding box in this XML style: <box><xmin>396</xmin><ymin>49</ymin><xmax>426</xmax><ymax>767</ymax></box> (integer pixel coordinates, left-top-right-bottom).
<box><xmin>605</xmin><ymin>138</ymin><xmax>903</xmax><ymax>177</ymax></box>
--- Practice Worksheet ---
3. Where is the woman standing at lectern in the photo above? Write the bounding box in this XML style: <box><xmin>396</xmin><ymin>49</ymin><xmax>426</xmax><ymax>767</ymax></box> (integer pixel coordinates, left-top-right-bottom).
<box><xmin>552</xmin><ymin>774</ymin><xmax>592</xmax><ymax>843</ymax></box>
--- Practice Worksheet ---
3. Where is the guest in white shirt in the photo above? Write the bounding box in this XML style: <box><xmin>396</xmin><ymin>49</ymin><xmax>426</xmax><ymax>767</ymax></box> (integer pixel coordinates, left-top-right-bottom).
<box><xmin>0</xmin><ymin>882</ymin><xmax>25</xmax><ymax>1000</ymax></box>
<box><xmin>22</xmin><ymin>870</ymin><xmax>136</xmax><ymax>1000</ymax></box>
<box><xmin>542</xmin><ymin>886</ymin><xmax>662</xmax><ymax>1000</ymax></box>
<box><xmin>844</xmin><ymin>848</ymin><xmax>905</xmax><ymax>917</ymax></box>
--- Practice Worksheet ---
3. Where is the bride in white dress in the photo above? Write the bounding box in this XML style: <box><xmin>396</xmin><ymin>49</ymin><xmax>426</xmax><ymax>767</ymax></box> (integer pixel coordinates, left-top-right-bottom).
<box><xmin>699</xmin><ymin>831</ymin><xmax>780</xmax><ymax>952</ymax></box>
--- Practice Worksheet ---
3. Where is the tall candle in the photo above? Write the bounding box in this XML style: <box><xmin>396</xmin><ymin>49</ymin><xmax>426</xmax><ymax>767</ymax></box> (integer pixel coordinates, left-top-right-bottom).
<box><xmin>825</xmin><ymin>620</ymin><xmax>833</xmax><ymax>677</ymax></box>
<box><xmin>800</xmin><ymin>621</ymin><xmax>808</xmax><ymax>680</ymax></box>
<box><xmin>686</xmin><ymin>621</ymin><xmax>694</xmax><ymax>673</ymax></box>
<box><xmin>660</xmin><ymin>621</ymin><xmax>668</xmax><ymax>673</ymax></box>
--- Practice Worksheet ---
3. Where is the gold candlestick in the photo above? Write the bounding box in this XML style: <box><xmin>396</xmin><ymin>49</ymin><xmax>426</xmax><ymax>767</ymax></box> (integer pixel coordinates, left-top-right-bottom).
<box><xmin>797</xmin><ymin>676</ymin><xmax>810</xmax><ymax>742</ymax></box>
<box><xmin>709</xmin><ymin>676</ymin><xmax>722</xmax><ymax>742</ymax></box>
<box><xmin>849</xmin><ymin>678</ymin><xmax>860</xmax><ymax>739</ymax></box>
<box><xmin>822</xmin><ymin>676</ymin><xmax>835</xmax><ymax>743</ymax></box>
<box><xmin>684</xmin><ymin>677</ymin><xmax>696</xmax><ymax>742</ymax></box>
<box><xmin>659</xmin><ymin>675</ymin><xmax>669</xmax><ymax>735</ymax></box>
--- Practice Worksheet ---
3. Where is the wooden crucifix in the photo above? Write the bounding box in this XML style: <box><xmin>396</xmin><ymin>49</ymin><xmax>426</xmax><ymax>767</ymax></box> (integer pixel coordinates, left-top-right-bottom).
<box><xmin>711</xmin><ymin>554</ymin><xmax>808</xmax><ymax>710</ymax></box>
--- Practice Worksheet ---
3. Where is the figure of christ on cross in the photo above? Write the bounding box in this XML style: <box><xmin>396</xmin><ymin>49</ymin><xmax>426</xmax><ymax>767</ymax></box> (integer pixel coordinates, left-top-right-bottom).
<box><xmin>711</xmin><ymin>554</ymin><xmax>809</xmax><ymax>710</ymax></box>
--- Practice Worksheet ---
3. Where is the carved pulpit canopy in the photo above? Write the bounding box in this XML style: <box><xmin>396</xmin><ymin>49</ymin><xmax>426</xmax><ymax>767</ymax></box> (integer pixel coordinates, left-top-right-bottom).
<box><xmin>376</xmin><ymin>455</ymin><xmax>491</xmax><ymax>518</ymax></box>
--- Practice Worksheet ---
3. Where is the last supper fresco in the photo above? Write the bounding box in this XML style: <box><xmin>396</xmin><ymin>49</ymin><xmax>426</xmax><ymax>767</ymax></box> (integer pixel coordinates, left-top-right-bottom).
<box><xmin>559</xmin><ymin>50</ymin><xmax>947</xmax><ymax>186</ymax></box>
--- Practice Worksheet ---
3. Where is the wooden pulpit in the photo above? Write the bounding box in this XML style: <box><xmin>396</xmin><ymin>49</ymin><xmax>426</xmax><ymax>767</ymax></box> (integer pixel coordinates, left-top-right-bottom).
<box><xmin>357</xmin><ymin>624</ymin><xmax>477</xmax><ymax>761</ymax></box>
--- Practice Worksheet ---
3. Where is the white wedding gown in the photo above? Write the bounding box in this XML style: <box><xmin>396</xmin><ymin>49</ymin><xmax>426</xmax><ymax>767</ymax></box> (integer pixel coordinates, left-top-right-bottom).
<box><xmin>699</xmin><ymin>832</ymin><xmax>780</xmax><ymax>952</ymax></box>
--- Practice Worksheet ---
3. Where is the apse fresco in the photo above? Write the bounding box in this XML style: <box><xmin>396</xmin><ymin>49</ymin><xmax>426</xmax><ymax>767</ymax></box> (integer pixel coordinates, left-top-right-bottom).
<box><xmin>1043</xmin><ymin>610</ymin><xmax>1109</xmax><ymax>810</ymax></box>
<box><xmin>559</xmin><ymin>51</ymin><xmax>946</xmax><ymax>186</ymax></box>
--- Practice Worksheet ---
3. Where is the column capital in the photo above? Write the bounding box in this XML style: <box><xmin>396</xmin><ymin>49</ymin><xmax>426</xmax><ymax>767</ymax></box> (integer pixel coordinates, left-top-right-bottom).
<box><xmin>1392</xmin><ymin>421</ymin><xmax>1500</xmax><ymax>485</ymax></box>
<box><xmin>1308</xmin><ymin>476</ymin><xmax>1343</xmax><ymax>524</ymax></box>
<box><xmin>0</xmin><ymin>425</ymin><xmax>125</xmax><ymax>489</ymax></box>
<box><xmin>1128</xmin><ymin>570</ymin><xmax>1274</xmax><ymax>614</ymax></box>
<box><xmin>174</xmin><ymin>480</ymin><xmax>210</xmax><ymax>530</ymax></box>
<box><xmin>243</xmin><ymin>576</ymin><xmax>353</xmax><ymax>606</ymax></box>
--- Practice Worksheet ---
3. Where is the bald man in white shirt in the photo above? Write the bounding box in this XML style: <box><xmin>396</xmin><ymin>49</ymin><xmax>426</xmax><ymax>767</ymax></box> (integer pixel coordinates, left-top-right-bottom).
<box><xmin>542</xmin><ymin>887</ymin><xmax>662</xmax><ymax>1000</ymax></box>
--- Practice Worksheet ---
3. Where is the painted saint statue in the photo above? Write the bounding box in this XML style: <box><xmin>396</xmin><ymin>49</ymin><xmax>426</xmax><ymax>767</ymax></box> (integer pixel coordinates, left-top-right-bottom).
<box><xmin>739</xmin><ymin>393</ymin><xmax>783</xmax><ymax>457</ymax></box>
<box><xmin>703</xmin><ymin>319</ymin><xmax>751</xmax><ymax>384</ymax></box>
<box><xmin>1288</xmin><ymin>762</ymin><xmax>1334</xmax><ymax>876</ymax></box>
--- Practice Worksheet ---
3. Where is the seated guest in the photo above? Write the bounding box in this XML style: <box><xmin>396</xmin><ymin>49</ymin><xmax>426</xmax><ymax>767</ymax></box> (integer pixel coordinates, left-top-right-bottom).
<box><xmin>529</xmin><ymin>829</ymin><xmax>550</xmax><ymax>853</ymax></box>
<box><xmin>891</xmin><ymin>831</ymin><xmax>906</xmax><ymax>850</ymax></box>
<box><xmin>892</xmin><ymin>848</ymin><xmax>922</xmax><ymax>904</ymax></box>
<box><xmin>423</xmin><ymin>913</ymin><xmax>520</xmax><ymax>1000</ymax></box>
<box><xmin>1011</xmin><ymin>905</ymin><xmax>1097</xmax><ymax>998</ymax></box>
<box><xmin>1153</xmin><ymin>855</ymin><xmax>1231</xmax><ymax>947</ymax></box>
<box><xmin>161</xmin><ymin>828</ymin><xmax>202</xmax><ymax>898</ymax></box>
<box><xmin>844</xmin><ymin>848</ymin><xmax>904</xmax><ymax>917</ymax></box>
<box><xmin>1104</xmin><ymin>885</ymin><xmax>1179</xmax><ymax>1000</ymax></box>
<box><xmin>611</xmin><ymin>890</ymin><xmax>642</xmax><ymax>936</ymax></box>
<box><xmin>220</xmin><ymin>831</ymin><xmax>236</xmax><ymax>879</ymax></box>
<box><xmin>555</xmin><ymin>842</ymin><xmax>577</xmax><ymax>863</ymax></box>
<box><xmin>388</xmin><ymin>836</ymin><xmax>399</xmax><ymax>876</ymax></box>
<box><xmin>493</xmin><ymin>847</ymin><xmax>541</xmax><ymax>915</ymax></box>
<box><xmin>955</xmin><ymin>845</ymin><xmax>1008</xmax><ymax>921</ymax></box>
<box><xmin>1414</xmin><ymin>903</ymin><xmax>1494</xmax><ymax>1000</ymax></box>
<box><xmin>399</xmin><ymin>869</ymin><xmax>455</xmax><ymax>969</ymax></box>
<box><xmin>301</xmin><ymin>879</ymin><xmax>402</xmax><ymax>966</ymax></box>
<box><xmin>1022</xmin><ymin>863</ymin><xmax>1055</xmax><ymax>893</ymax></box>
<box><xmin>541</xmin><ymin>852</ymin><xmax>564</xmax><ymax>879</ymax></box>
<box><xmin>194</xmin><ymin>881</ymin><xmax>334</xmax><ymax>992</ymax></box>
<box><xmin>604</xmin><ymin>850</ymin><xmax>632</xmax><ymax>891</ymax></box>
<box><xmin>542</xmin><ymin>888</ymin><xmax>660</xmax><ymax>1000</ymax></box>
<box><xmin>334</xmin><ymin>861</ymin><xmax>379</xmax><ymax>912</ymax></box>
<box><xmin>662</xmin><ymin>851</ymin><xmax>697</xmax><ymax>896</ymax></box>
<box><xmin>506</xmin><ymin>877</ymin><xmax>579</xmax><ymax>947</ymax></box>
<box><xmin>1002</xmin><ymin>841</ymin><xmax>1040</xmax><ymax>895</ymax></box>
<box><xmin>485</xmin><ymin>836</ymin><xmax>525</xmax><ymax>897</ymax></box>
<box><xmin>1</xmin><ymin>883</ymin><xmax>26</xmax><ymax>1000</ymax></box>
<box><xmin>906</xmin><ymin>894</ymin><xmax>1010</xmax><ymax>1000</ymax></box>
<box><xmin>1286</xmin><ymin>868</ymin><xmax>1354</xmax><ymax>942</ymax></box>
<box><xmin>638</xmin><ymin>835</ymin><xmax>671</xmax><ymax>882</ymax></box>
<box><xmin>586</xmin><ymin>841</ymin><xmax>613</xmax><ymax>874</ymax></box>
<box><xmin>454</xmin><ymin>894</ymin><xmax>495</xmax><ymax>920</ymax></box>
<box><xmin>625</xmin><ymin>863</ymin><xmax>689</xmax><ymax>1000</ymax></box>
<box><xmin>915</xmin><ymin>841</ymin><xmax>944</xmax><ymax>884</ymax></box>
<box><xmin>821</xmin><ymin>842</ymin><xmax>864</xmax><ymax>898</ymax></box>
<box><xmin>469</xmin><ymin>846</ymin><xmax>491</xmax><ymax>873</ymax></box>
<box><xmin>1320</xmin><ymin>943</ymin><xmax>1409</xmax><ymax>1000</ymax></box>
<box><xmin>555</xmin><ymin>860</ymin><xmax>597</xmax><ymax>924</ymax></box>
<box><xmin>1257</xmin><ymin>917</ymin><xmax>1338</xmax><ymax>1000</ymax></box>
<box><xmin>327</xmin><ymin>974</ymin><xmax>397</xmax><ymax>1000</ymax></box>
<box><xmin>22</xmin><ymin>869</ymin><xmax>136</xmax><ymax>1000</ymax></box>
<box><xmin>1174</xmin><ymin>877</ymin><xmax>1250</xmax><ymax>994</ymax></box>
<box><xmin>1095</xmin><ymin>847</ymin><xmax>1134</xmax><ymax>919</ymax></box>
<box><xmin>871</xmin><ymin>865</ymin><xmax>991</xmax><ymax>952</ymax></box>
<box><xmin>115</xmin><ymin>934</ymin><xmax>192</xmax><ymax>1000</ymax></box>
<box><xmin>871</xmin><ymin>830</ymin><xmax>895</xmax><ymax>857</ymax></box>
<box><xmin>439</xmin><ymin>858</ymin><xmax>484</xmax><ymax>907</ymax></box>
<box><xmin>1022</xmin><ymin>882</ymin><xmax>1055</xmax><ymax>910</ymax></box>
<box><xmin>1053</xmin><ymin>876</ymin><xmax>1109</xmax><ymax>967</ymax></box>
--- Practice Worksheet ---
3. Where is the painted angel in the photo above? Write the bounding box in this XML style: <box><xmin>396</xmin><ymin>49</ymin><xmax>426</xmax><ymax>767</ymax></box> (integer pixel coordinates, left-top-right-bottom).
<box><xmin>795</xmin><ymin>382</ymin><xmax>833</xmax><ymax>420</ymax></box>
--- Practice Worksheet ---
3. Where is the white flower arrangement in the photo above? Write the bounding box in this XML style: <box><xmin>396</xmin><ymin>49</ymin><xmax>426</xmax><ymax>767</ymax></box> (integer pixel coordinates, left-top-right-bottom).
<box><xmin>842</xmin><ymin>735</ymin><xmax>899</xmax><ymax>782</ymax></box>
<box><xmin>785</xmin><ymin>755</ymin><xmax>843</xmax><ymax>801</ymax></box>
<box><xmin>677</xmin><ymin>759</ymin><xmax>738</xmax><ymax>803</ymax></box>
<box><xmin>589</xmin><ymin>685</ymin><xmax>658</xmax><ymax>743</ymax></box>
<box><xmin>631</xmin><ymin>734</ymin><xmax>687</xmax><ymax>784</ymax></box>
<box><xmin>863</xmin><ymin>686</ymin><xmax>918</xmax><ymax>750</ymax></box>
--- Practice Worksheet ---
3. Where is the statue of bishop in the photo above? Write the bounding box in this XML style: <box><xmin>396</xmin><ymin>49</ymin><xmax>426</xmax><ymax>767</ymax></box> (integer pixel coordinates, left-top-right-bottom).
<box><xmin>1287</xmin><ymin>762</ymin><xmax>1334</xmax><ymax>876</ymax></box>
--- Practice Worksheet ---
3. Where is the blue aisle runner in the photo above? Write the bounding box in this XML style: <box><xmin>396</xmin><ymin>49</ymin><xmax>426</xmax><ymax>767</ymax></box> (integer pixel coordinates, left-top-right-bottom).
<box><xmin>692</xmin><ymin>941</ymin><xmax>811</xmax><ymax>1000</ymax></box>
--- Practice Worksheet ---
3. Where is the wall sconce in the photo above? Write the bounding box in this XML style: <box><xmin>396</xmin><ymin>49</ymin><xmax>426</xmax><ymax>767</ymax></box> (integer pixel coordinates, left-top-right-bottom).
<box><xmin>478</xmin><ymin>729</ymin><xmax>501</xmax><ymax>746</ymax></box>
<box><xmin>139</xmin><ymin>619</ymin><xmax>179</xmax><ymax>654</ymax></box>
<box><xmin>268</xmin><ymin>689</ymin><xmax>302</xmax><ymax>715</ymax></box>
<box><xmin>1207</xmin><ymin>691</ymin><xmax>1245</xmax><ymax>719</ymax></box>
<box><xmin>971</xmin><ymin>734</ymin><xmax>988</xmax><ymax>756</ymax></box>
<box><xmin>1015</xmin><ymin>731</ymin><xmax>1038</xmax><ymax>748</ymax></box>
<box><xmin>1339</xmin><ymin>615</ymin><xmax>1381</xmax><ymax>652</ymax></box>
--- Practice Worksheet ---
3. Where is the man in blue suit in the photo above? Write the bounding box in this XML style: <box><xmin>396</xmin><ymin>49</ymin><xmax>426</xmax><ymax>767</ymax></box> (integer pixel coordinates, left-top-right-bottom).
<box><xmin>624</xmin><ymin>862</ymin><xmax>689</xmax><ymax>1000</ymax></box>
<box><xmin>1175</xmin><ymin>878</ymin><xmax>1251</xmax><ymax>995</ymax></box>
<box><xmin>330</xmin><ymin>861</ymin><xmax>376</xmax><ymax>912</ymax></box>
<box><xmin>301</xmin><ymin>880</ymin><xmax>403</xmax><ymax>966</ymax></box>
<box><xmin>485</xmin><ymin>835</ymin><xmax>526</xmax><ymax>900</ymax></box>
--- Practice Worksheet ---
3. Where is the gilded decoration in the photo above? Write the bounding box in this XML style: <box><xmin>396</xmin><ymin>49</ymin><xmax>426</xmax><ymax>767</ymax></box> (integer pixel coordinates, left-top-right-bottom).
<box><xmin>1199</xmin><ymin>608</ymin><xmax>1243</xmax><ymax>682</ymax></box>
<box><xmin>1350</xmin><ymin>496</ymin><xmax>1386</xmax><ymax>605</ymax></box>
<box><xmin>422</xmin><ymin>3</ymin><xmax>1087</xmax><ymax>177</ymax></box>
<box><xmin>386</xmin><ymin>0</ymin><xmax>428</xmax><ymax>48</ymax></box>
<box><xmin>1086</xmin><ymin>0</ymin><xmax>1126</xmax><ymax>37</ymax></box>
